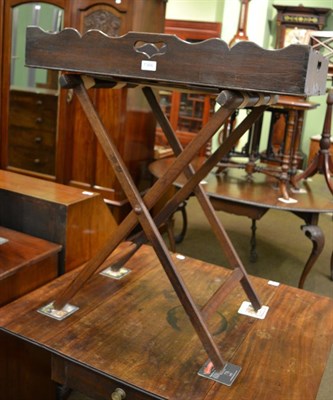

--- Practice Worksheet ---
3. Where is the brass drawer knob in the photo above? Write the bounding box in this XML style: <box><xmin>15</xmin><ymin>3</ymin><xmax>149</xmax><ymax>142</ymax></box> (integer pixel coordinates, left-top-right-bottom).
<box><xmin>34</xmin><ymin>136</ymin><xmax>42</xmax><ymax>143</ymax></box>
<box><xmin>111</xmin><ymin>387</ymin><xmax>126</xmax><ymax>400</ymax></box>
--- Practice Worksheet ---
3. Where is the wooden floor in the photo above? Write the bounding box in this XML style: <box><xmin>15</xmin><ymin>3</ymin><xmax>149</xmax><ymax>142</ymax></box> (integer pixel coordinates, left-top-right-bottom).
<box><xmin>0</xmin><ymin>245</ymin><xmax>332</xmax><ymax>400</ymax></box>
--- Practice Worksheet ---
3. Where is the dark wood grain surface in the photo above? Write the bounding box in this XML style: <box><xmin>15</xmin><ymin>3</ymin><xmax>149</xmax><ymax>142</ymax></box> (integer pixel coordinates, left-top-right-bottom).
<box><xmin>25</xmin><ymin>27</ymin><xmax>328</xmax><ymax>97</ymax></box>
<box><xmin>0</xmin><ymin>245</ymin><xmax>332</xmax><ymax>399</ymax></box>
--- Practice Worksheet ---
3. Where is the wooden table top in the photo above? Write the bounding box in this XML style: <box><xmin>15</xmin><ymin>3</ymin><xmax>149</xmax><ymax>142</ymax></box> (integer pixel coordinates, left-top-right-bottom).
<box><xmin>0</xmin><ymin>245</ymin><xmax>332</xmax><ymax>400</ymax></box>
<box><xmin>149</xmin><ymin>157</ymin><xmax>333</xmax><ymax>213</ymax></box>
<box><xmin>0</xmin><ymin>169</ymin><xmax>101</xmax><ymax>205</ymax></box>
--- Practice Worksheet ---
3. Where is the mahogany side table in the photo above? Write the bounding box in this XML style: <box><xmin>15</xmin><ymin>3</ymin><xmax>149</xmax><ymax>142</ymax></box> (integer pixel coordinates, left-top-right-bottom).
<box><xmin>150</xmin><ymin>157</ymin><xmax>333</xmax><ymax>288</ymax></box>
<box><xmin>0</xmin><ymin>245</ymin><xmax>332</xmax><ymax>400</ymax></box>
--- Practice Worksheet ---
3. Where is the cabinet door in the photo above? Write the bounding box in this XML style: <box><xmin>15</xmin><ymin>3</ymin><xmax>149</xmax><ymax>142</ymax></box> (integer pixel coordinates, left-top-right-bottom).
<box><xmin>0</xmin><ymin>0</ymin><xmax>70</xmax><ymax>178</ymax></box>
<box><xmin>56</xmin><ymin>0</ymin><xmax>166</xmax><ymax>220</ymax></box>
<box><xmin>56</xmin><ymin>0</ymin><xmax>130</xmax><ymax>199</ymax></box>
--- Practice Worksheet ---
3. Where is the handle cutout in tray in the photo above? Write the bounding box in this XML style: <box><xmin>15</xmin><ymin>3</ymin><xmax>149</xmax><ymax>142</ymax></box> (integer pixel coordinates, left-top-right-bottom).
<box><xmin>134</xmin><ymin>40</ymin><xmax>167</xmax><ymax>59</ymax></box>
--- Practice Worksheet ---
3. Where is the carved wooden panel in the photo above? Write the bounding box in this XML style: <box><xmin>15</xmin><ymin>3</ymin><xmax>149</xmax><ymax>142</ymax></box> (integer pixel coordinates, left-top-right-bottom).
<box><xmin>83</xmin><ymin>9</ymin><xmax>121</xmax><ymax>36</ymax></box>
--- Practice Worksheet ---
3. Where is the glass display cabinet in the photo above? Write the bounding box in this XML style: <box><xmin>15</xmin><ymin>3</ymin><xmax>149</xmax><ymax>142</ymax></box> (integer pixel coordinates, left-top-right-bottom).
<box><xmin>154</xmin><ymin>19</ymin><xmax>221</xmax><ymax>158</ymax></box>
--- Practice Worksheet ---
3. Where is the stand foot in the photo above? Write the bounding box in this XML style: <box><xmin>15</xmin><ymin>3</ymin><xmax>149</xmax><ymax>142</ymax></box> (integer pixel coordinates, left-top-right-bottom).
<box><xmin>198</xmin><ymin>360</ymin><xmax>241</xmax><ymax>386</ymax></box>
<box><xmin>37</xmin><ymin>302</ymin><xmax>79</xmax><ymax>320</ymax></box>
<box><xmin>100</xmin><ymin>266</ymin><xmax>131</xmax><ymax>280</ymax></box>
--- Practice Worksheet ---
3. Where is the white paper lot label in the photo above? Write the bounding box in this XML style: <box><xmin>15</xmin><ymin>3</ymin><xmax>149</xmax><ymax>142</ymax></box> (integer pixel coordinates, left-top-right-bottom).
<box><xmin>141</xmin><ymin>60</ymin><xmax>157</xmax><ymax>71</ymax></box>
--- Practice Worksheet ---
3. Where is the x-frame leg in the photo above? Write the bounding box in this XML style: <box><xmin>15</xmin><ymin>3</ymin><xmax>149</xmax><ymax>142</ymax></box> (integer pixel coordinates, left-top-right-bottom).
<box><xmin>142</xmin><ymin>87</ymin><xmax>274</xmax><ymax>312</ymax></box>
<box><xmin>51</xmin><ymin>76</ymin><xmax>274</xmax><ymax>371</ymax></box>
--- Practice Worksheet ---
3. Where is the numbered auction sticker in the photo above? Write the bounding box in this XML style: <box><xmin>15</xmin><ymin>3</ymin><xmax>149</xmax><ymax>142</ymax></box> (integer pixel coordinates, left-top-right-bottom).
<box><xmin>141</xmin><ymin>60</ymin><xmax>157</xmax><ymax>71</ymax></box>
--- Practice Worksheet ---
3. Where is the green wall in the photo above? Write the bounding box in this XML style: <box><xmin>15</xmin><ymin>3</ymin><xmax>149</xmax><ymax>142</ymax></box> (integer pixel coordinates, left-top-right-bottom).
<box><xmin>166</xmin><ymin>0</ymin><xmax>333</xmax><ymax>162</ymax></box>
<box><xmin>166</xmin><ymin>0</ymin><xmax>224</xmax><ymax>22</ymax></box>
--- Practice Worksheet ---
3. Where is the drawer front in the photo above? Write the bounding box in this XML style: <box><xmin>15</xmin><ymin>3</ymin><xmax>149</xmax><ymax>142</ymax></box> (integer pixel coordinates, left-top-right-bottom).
<box><xmin>8</xmin><ymin>90</ymin><xmax>57</xmax><ymax>175</ymax></box>
<box><xmin>9</xmin><ymin>126</ymin><xmax>56</xmax><ymax>149</ymax></box>
<box><xmin>51</xmin><ymin>355</ymin><xmax>166</xmax><ymax>400</ymax></box>
<box><xmin>8</xmin><ymin>139</ymin><xmax>55</xmax><ymax>175</ymax></box>
<box><xmin>9</xmin><ymin>90</ymin><xmax>58</xmax><ymax>132</ymax></box>
<box><xmin>8</xmin><ymin>146</ymin><xmax>55</xmax><ymax>175</ymax></box>
<box><xmin>8</xmin><ymin>126</ymin><xmax>56</xmax><ymax>175</ymax></box>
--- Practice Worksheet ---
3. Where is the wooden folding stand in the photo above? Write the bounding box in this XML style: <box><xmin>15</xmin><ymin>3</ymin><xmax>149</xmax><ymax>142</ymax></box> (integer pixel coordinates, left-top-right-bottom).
<box><xmin>25</xmin><ymin>27</ymin><xmax>328</xmax><ymax>383</ymax></box>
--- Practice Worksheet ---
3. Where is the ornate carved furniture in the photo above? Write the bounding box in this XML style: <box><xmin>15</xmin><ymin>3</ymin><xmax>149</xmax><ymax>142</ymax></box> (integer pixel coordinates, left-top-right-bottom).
<box><xmin>259</xmin><ymin>95</ymin><xmax>319</xmax><ymax>197</ymax></box>
<box><xmin>293</xmin><ymin>88</ymin><xmax>333</xmax><ymax>195</ymax></box>
<box><xmin>245</xmin><ymin>4</ymin><xmax>332</xmax><ymax>199</ymax></box>
<box><xmin>150</xmin><ymin>156</ymin><xmax>333</xmax><ymax>288</ymax></box>
<box><xmin>0</xmin><ymin>0</ymin><xmax>166</xmax><ymax>222</ymax></box>
<box><xmin>260</xmin><ymin>95</ymin><xmax>319</xmax><ymax>167</ymax></box>
<box><xmin>22</xmin><ymin>26</ymin><xmax>327</xmax><ymax>383</ymax></box>
<box><xmin>273</xmin><ymin>4</ymin><xmax>331</xmax><ymax>48</ymax></box>
<box><xmin>218</xmin><ymin>94</ymin><xmax>320</xmax><ymax>200</ymax></box>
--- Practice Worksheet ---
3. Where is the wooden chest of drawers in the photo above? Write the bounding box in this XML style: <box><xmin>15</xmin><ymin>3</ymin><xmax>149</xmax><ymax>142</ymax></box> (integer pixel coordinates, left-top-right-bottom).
<box><xmin>8</xmin><ymin>88</ymin><xmax>57</xmax><ymax>175</ymax></box>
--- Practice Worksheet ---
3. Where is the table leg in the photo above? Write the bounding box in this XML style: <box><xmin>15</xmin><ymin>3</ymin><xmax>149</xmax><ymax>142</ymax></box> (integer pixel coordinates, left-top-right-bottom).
<box><xmin>250</xmin><ymin>219</ymin><xmax>258</xmax><ymax>262</ymax></box>
<box><xmin>290</xmin><ymin>110</ymin><xmax>304</xmax><ymax>176</ymax></box>
<box><xmin>55</xmin><ymin>384</ymin><xmax>72</xmax><ymax>400</ymax></box>
<box><xmin>298</xmin><ymin>224</ymin><xmax>324</xmax><ymax>289</ymax></box>
<box><xmin>279</xmin><ymin>109</ymin><xmax>297</xmax><ymax>199</ymax></box>
<box><xmin>173</xmin><ymin>201</ymin><xmax>188</xmax><ymax>245</ymax></box>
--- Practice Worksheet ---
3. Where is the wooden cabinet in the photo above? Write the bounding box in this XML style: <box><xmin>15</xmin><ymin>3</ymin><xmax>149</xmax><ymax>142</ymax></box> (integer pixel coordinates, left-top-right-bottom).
<box><xmin>0</xmin><ymin>0</ymin><xmax>166</xmax><ymax>221</ymax></box>
<box><xmin>8</xmin><ymin>88</ymin><xmax>57</xmax><ymax>175</ymax></box>
<box><xmin>156</xmin><ymin>90</ymin><xmax>215</xmax><ymax>151</ymax></box>
<box><xmin>273</xmin><ymin>4</ymin><xmax>331</xmax><ymax>48</ymax></box>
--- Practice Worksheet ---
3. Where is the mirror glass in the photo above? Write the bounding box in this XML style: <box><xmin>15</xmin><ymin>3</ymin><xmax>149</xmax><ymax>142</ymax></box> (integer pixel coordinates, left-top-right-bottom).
<box><xmin>8</xmin><ymin>3</ymin><xmax>63</xmax><ymax>176</ymax></box>
<box><xmin>11</xmin><ymin>3</ymin><xmax>63</xmax><ymax>88</ymax></box>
